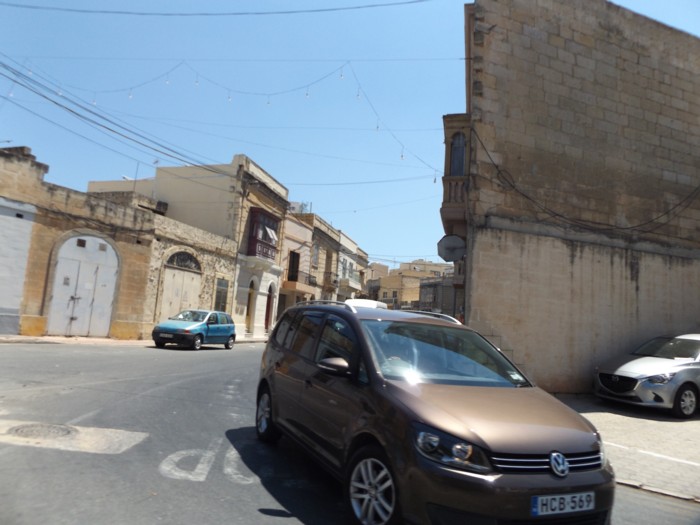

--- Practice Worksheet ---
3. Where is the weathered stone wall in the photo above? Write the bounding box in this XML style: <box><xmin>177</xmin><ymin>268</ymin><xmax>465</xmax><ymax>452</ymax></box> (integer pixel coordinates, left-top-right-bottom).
<box><xmin>468</xmin><ymin>224</ymin><xmax>700</xmax><ymax>391</ymax></box>
<box><xmin>472</xmin><ymin>0</ymin><xmax>700</xmax><ymax>246</ymax></box>
<box><xmin>2</xmin><ymin>147</ymin><xmax>241</xmax><ymax>340</ymax></box>
<box><xmin>151</xmin><ymin>215</ymin><xmax>238</xmax><ymax>325</ymax></box>
<box><xmin>19</xmin><ymin>187</ymin><xmax>156</xmax><ymax>339</ymax></box>
<box><xmin>464</xmin><ymin>0</ymin><xmax>700</xmax><ymax>391</ymax></box>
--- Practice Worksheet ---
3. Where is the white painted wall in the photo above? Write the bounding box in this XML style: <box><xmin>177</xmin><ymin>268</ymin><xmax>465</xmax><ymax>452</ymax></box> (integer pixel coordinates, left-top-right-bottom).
<box><xmin>468</xmin><ymin>228</ymin><xmax>700</xmax><ymax>392</ymax></box>
<box><xmin>0</xmin><ymin>197</ymin><xmax>35</xmax><ymax>334</ymax></box>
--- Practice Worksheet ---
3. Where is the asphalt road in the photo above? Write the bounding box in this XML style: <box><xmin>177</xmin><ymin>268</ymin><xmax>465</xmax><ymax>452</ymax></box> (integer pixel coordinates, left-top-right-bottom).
<box><xmin>0</xmin><ymin>341</ymin><xmax>697</xmax><ymax>525</ymax></box>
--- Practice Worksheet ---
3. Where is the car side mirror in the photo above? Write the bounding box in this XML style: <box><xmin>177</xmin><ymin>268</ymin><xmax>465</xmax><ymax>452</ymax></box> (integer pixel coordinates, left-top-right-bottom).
<box><xmin>317</xmin><ymin>357</ymin><xmax>350</xmax><ymax>377</ymax></box>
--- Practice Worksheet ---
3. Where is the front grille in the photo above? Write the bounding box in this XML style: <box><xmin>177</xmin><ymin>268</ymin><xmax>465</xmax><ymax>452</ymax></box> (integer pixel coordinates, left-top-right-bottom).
<box><xmin>490</xmin><ymin>451</ymin><xmax>602</xmax><ymax>474</ymax></box>
<box><xmin>598</xmin><ymin>373</ymin><xmax>637</xmax><ymax>393</ymax></box>
<box><xmin>499</xmin><ymin>511</ymin><xmax>609</xmax><ymax>525</ymax></box>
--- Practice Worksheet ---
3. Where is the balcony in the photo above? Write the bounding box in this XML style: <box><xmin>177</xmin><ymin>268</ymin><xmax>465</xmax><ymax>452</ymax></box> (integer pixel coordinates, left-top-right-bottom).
<box><xmin>247</xmin><ymin>238</ymin><xmax>277</xmax><ymax>261</ymax></box>
<box><xmin>282</xmin><ymin>269</ymin><xmax>318</xmax><ymax>295</ymax></box>
<box><xmin>323</xmin><ymin>271</ymin><xmax>338</xmax><ymax>291</ymax></box>
<box><xmin>338</xmin><ymin>269</ymin><xmax>362</xmax><ymax>294</ymax></box>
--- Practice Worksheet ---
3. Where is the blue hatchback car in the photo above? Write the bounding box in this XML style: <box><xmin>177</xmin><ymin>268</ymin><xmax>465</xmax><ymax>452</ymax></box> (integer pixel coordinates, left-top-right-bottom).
<box><xmin>152</xmin><ymin>309</ymin><xmax>236</xmax><ymax>350</ymax></box>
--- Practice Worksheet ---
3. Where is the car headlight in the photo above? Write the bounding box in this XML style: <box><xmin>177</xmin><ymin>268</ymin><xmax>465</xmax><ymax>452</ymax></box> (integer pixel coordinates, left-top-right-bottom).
<box><xmin>412</xmin><ymin>422</ymin><xmax>492</xmax><ymax>474</ymax></box>
<box><xmin>646</xmin><ymin>373</ymin><xmax>676</xmax><ymax>384</ymax></box>
<box><xmin>596</xmin><ymin>432</ymin><xmax>606</xmax><ymax>466</ymax></box>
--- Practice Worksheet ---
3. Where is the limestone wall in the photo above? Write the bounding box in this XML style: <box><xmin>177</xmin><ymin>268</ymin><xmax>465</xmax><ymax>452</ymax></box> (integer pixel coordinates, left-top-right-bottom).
<box><xmin>469</xmin><ymin>226</ymin><xmax>700</xmax><ymax>391</ymax></box>
<box><xmin>462</xmin><ymin>0</ymin><xmax>700</xmax><ymax>391</ymax></box>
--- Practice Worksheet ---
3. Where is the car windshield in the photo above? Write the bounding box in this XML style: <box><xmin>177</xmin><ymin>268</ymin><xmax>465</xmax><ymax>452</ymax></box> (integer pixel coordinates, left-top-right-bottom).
<box><xmin>360</xmin><ymin>320</ymin><xmax>530</xmax><ymax>387</ymax></box>
<box><xmin>169</xmin><ymin>310</ymin><xmax>206</xmax><ymax>322</ymax></box>
<box><xmin>634</xmin><ymin>337</ymin><xmax>700</xmax><ymax>360</ymax></box>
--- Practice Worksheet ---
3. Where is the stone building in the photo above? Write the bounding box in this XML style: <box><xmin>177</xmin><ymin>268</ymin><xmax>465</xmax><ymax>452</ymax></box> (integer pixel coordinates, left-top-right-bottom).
<box><xmin>295</xmin><ymin>213</ymin><xmax>342</xmax><ymax>301</ymax></box>
<box><xmin>441</xmin><ymin>0</ymin><xmax>700</xmax><ymax>391</ymax></box>
<box><xmin>88</xmin><ymin>154</ymin><xmax>288</xmax><ymax>338</ymax></box>
<box><xmin>0</xmin><ymin>146</ymin><xmax>239</xmax><ymax>339</ymax></box>
<box><xmin>278</xmin><ymin>212</ymin><xmax>316</xmax><ymax>312</ymax></box>
<box><xmin>336</xmin><ymin>231</ymin><xmax>368</xmax><ymax>302</ymax></box>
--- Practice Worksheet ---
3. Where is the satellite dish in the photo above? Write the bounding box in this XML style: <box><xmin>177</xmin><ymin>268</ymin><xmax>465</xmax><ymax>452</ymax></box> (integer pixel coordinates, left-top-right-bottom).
<box><xmin>437</xmin><ymin>235</ymin><xmax>466</xmax><ymax>262</ymax></box>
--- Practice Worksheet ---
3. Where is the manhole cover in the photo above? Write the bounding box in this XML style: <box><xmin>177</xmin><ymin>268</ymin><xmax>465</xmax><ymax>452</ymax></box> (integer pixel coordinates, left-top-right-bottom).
<box><xmin>8</xmin><ymin>423</ymin><xmax>78</xmax><ymax>438</ymax></box>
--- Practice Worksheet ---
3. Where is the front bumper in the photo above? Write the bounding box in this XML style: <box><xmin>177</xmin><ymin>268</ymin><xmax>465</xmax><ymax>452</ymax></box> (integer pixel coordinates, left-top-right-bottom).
<box><xmin>400</xmin><ymin>453</ymin><xmax>615</xmax><ymax>525</ymax></box>
<box><xmin>595</xmin><ymin>374</ymin><xmax>675</xmax><ymax>410</ymax></box>
<box><xmin>152</xmin><ymin>331</ymin><xmax>196</xmax><ymax>346</ymax></box>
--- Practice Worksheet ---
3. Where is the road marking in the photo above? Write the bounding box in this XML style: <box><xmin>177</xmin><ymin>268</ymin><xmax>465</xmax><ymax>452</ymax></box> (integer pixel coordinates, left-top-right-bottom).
<box><xmin>0</xmin><ymin>419</ymin><xmax>148</xmax><ymax>454</ymax></box>
<box><xmin>223</xmin><ymin>447</ymin><xmax>258</xmax><ymax>485</ymax></box>
<box><xmin>606</xmin><ymin>442</ymin><xmax>700</xmax><ymax>467</ymax></box>
<box><xmin>159</xmin><ymin>437</ymin><xmax>223</xmax><ymax>482</ymax></box>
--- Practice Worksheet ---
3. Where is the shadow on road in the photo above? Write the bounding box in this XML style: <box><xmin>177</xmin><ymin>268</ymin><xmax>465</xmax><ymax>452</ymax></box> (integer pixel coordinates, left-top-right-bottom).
<box><xmin>225</xmin><ymin>426</ymin><xmax>353</xmax><ymax>525</ymax></box>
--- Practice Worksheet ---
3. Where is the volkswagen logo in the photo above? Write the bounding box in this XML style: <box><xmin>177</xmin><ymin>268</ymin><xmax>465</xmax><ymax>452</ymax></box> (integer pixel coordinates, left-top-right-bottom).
<box><xmin>549</xmin><ymin>452</ymin><xmax>570</xmax><ymax>478</ymax></box>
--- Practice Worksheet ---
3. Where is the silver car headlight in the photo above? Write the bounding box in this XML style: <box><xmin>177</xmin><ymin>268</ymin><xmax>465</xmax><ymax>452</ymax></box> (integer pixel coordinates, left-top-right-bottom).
<box><xmin>646</xmin><ymin>373</ymin><xmax>676</xmax><ymax>384</ymax></box>
<box><xmin>412</xmin><ymin>422</ymin><xmax>492</xmax><ymax>474</ymax></box>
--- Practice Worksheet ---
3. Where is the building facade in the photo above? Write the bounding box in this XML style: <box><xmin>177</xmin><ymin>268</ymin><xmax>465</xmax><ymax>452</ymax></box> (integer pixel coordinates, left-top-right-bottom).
<box><xmin>441</xmin><ymin>0</ymin><xmax>700</xmax><ymax>391</ymax></box>
<box><xmin>1</xmin><ymin>147</ymin><xmax>241</xmax><ymax>340</ymax></box>
<box><xmin>278</xmin><ymin>212</ymin><xmax>316</xmax><ymax>314</ymax></box>
<box><xmin>295</xmin><ymin>213</ymin><xmax>342</xmax><ymax>301</ymax></box>
<box><xmin>88</xmin><ymin>154</ymin><xmax>288</xmax><ymax>339</ymax></box>
<box><xmin>1</xmin><ymin>146</ymin><xmax>372</xmax><ymax>340</ymax></box>
<box><xmin>336</xmin><ymin>231</ymin><xmax>368</xmax><ymax>302</ymax></box>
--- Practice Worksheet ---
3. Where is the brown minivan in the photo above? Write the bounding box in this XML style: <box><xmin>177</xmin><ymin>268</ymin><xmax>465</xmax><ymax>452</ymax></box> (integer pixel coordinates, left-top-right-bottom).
<box><xmin>256</xmin><ymin>301</ymin><xmax>615</xmax><ymax>525</ymax></box>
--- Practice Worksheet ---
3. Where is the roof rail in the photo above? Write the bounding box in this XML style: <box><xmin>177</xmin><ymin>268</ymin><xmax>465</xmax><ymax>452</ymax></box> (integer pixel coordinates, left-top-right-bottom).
<box><xmin>294</xmin><ymin>300</ymin><xmax>356</xmax><ymax>312</ymax></box>
<box><xmin>402</xmin><ymin>310</ymin><xmax>462</xmax><ymax>324</ymax></box>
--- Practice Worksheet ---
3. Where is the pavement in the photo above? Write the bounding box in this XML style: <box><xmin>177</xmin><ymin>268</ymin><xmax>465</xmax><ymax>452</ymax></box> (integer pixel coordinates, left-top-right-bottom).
<box><xmin>1</xmin><ymin>334</ymin><xmax>698</xmax><ymax>504</ymax></box>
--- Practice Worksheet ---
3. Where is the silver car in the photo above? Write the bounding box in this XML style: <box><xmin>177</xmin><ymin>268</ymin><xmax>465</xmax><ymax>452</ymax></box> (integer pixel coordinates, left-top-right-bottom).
<box><xmin>594</xmin><ymin>334</ymin><xmax>700</xmax><ymax>418</ymax></box>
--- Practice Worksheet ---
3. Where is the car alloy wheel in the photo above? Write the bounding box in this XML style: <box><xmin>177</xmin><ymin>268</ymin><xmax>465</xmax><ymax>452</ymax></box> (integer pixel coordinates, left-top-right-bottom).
<box><xmin>256</xmin><ymin>387</ymin><xmax>280</xmax><ymax>443</ymax></box>
<box><xmin>346</xmin><ymin>446</ymin><xmax>398</xmax><ymax>525</ymax></box>
<box><xmin>191</xmin><ymin>335</ymin><xmax>202</xmax><ymax>351</ymax></box>
<box><xmin>673</xmin><ymin>384</ymin><xmax>698</xmax><ymax>418</ymax></box>
<box><xmin>225</xmin><ymin>335</ymin><xmax>235</xmax><ymax>349</ymax></box>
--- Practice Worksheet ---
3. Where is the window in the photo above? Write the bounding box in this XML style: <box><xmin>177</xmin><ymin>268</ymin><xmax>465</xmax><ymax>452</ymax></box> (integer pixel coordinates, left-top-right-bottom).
<box><xmin>288</xmin><ymin>251</ymin><xmax>300</xmax><ymax>282</ymax></box>
<box><xmin>167</xmin><ymin>252</ymin><xmax>201</xmax><ymax>272</ymax></box>
<box><xmin>312</xmin><ymin>242</ymin><xmax>320</xmax><ymax>267</ymax></box>
<box><xmin>287</xmin><ymin>311</ymin><xmax>324</xmax><ymax>359</ymax></box>
<box><xmin>215</xmin><ymin>278</ymin><xmax>229</xmax><ymax>312</ymax></box>
<box><xmin>273</xmin><ymin>312</ymin><xmax>295</xmax><ymax>346</ymax></box>
<box><xmin>450</xmin><ymin>132</ymin><xmax>466</xmax><ymax>177</ymax></box>
<box><xmin>316</xmin><ymin>315</ymin><xmax>357</xmax><ymax>362</ymax></box>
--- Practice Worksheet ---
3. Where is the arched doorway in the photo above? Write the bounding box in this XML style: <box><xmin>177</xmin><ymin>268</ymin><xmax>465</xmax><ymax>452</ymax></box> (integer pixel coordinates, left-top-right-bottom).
<box><xmin>158</xmin><ymin>251</ymin><xmax>202</xmax><ymax>321</ymax></box>
<box><xmin>46</xmin><ymin>235</ymin><xmax>118</xmax><ymax>337</ymax></box>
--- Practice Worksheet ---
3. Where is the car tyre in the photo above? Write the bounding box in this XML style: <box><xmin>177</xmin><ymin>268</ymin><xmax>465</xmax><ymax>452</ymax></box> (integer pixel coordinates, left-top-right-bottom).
<box><xmin>345</xmin><ymin>445</ymin><xmax>400</xmax><ymax>525</ymax></box>
<box><xmin>225</xmin><ymin>335</ymin><xmax>235</xmax><ymax>349</ymax></box>
<box><xmin>191</xmin><ymin>335</ymin><xmax>202</xmax><ymax>351</ymax></box>
<box><xmin>154</xmin><ymin>340</ymin><xmax>165</xmax><ymax>348</ymax></box>
<box><xmin>256</xmin><ymin>385</ymin><xmax>281</xmax><ymax>443</ymax></box>
<box><xmin>672</xmin><ymin>383</ymin><xmax>698</xmax><ymax>418</ymax></box>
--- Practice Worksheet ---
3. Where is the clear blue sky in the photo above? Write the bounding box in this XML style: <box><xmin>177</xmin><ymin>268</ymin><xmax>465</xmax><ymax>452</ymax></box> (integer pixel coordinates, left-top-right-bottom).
<box><xmin>1</xmin><ymin>1</ymin><xmax>699</xmax><ymax>268</ymax></box>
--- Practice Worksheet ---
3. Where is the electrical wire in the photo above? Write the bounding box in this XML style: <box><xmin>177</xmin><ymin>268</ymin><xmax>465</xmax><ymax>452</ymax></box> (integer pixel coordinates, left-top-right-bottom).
<box><xmin>471</xmin><ymin>127</ymin><xmax>700</xmax><ymax>239</ymax></box>
<box><xmin>0</xmin><ymin>1</ymin><xmax>431</xmax><ymax>17</ymax></box>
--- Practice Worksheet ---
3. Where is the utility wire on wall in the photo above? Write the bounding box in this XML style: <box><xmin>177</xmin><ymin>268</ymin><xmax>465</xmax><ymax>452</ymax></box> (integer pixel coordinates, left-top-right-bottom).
<box><xmin>471</xmin><ymin>127</ymin><xmax>700</xmax><ymax>239</ymax></box>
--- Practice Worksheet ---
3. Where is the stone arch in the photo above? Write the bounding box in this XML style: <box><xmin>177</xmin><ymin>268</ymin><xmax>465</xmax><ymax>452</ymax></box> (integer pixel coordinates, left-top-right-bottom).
<box><xmin>156</xmin><ymin>248</ymin><xmax>203</xmax><ymax>321</ymax></box>
<box><xmin>46</xmin><ymin>231</ymin><xmax>120</xmax><ymax>337</ymax></box>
